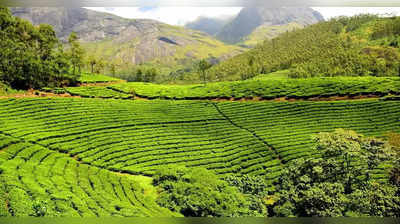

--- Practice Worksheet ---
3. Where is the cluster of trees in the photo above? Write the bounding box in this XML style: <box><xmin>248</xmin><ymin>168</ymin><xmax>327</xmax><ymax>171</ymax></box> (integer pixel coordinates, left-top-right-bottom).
<box><xmin>110</xmin><ymin>67</ymin><xmax>158</xmax><ymax>82</ymax></box>
<box><xmin>209</xmin><ymin>14</ymin><xmax>400</xmax><ymax>81</ymax></box>
<box><xmin>86</xmin><ymin>55</ymin><xmax>120</xmax><ymax>76</ymax></box>
<box><xmin>154</xmin><ymin>129</ymin><xmax>400</xmax><ymax>217</ymax></box>
<box><xmin>0</xmin><ymin>7</ymin><xmax>85</xmax><ymax>89</ymax></box>
<box><xmin>371</xmin><ymin>17</ymin><xmax>400</xmax><ymax>40</ymax></box>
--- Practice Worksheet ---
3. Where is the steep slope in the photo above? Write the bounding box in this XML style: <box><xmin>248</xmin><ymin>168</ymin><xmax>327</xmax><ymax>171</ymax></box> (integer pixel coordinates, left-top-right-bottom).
<box><xmin>10</xmin><ymin>7</ymin><xmax>243</xmax><ymax>67</ymax></box>
<box><xmin>209</xmin><ymin>15</ymin><xmax>400</xmax><ymax>81</ymax></box>
<box><xmin>216</xmin><ymin>7</ymin><xmax>324</xmax><ymax>44</ymax></box>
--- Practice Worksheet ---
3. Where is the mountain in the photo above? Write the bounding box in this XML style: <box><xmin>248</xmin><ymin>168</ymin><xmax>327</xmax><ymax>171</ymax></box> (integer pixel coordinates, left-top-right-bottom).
<box><xmin>10</xmin><ymin>7</ymin><xmax>243</xmax><ymax>67</ymax></box>
<box><xmin>185</xmin><ymin>16</ymin><xmax>233</xmax><ymax>36</ymax></box>
<box><xmin>216</xmin><ymin>7</ymin><xmax>324</xmax><ymax>45</ymax></box>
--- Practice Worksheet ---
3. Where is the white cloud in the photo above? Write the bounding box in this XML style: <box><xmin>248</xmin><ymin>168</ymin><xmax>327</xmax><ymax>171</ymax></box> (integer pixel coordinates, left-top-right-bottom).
<box><xmin>86</xmin><ymin>7</ymin><xmax>400</xmax><ymax>26</ymax></box>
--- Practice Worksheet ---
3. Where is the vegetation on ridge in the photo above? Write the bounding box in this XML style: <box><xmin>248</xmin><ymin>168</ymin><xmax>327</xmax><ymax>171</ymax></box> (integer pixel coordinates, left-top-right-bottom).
<box><xmin>209</xmin><ymin>15</ymin><xmax>400</xmax><ymax>82</ymax></box>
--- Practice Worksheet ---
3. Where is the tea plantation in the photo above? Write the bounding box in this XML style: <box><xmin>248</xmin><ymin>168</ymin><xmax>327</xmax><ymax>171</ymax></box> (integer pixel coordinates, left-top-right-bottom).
<box><xmin>0</xmin><ymin>98</ymin><xmax>398</xmax><ymax>181</ymax></box>
<box><xmin>109</xmin><ymin>76</ymin><xmax>400</xmax><ymax>100</ymax></box>
<box><xmin>0</xmin><ymin>133</ymin><xmax>178</xmax><ymax>217</ymax></box>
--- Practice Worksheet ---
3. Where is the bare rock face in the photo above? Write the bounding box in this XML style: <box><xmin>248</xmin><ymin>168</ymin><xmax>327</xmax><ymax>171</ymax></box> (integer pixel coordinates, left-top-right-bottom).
<box><xmin>10</xmin><ymin>7</ymin><xmax>241</xmax><ymax>66</ymax></box>
<box><xmin>216</xmin><ymin>7</ymin><xmax>324</xmax><ymax>44</ymax></box>
<box><xmin>10</xmin><ymin>7</ymin><xmax>163</xmax><ymax>42</ymax></box>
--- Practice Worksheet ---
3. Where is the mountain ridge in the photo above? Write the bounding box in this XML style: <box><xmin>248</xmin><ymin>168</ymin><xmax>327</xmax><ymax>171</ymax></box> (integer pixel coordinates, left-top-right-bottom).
<box><xmin>10</xmin><ymin>7</ymin><xmax>243</xmax><ymax>69</ymax></box>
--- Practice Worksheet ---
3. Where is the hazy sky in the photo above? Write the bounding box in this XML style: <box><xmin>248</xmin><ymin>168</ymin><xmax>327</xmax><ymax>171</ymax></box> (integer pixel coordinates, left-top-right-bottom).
<box><xmin>86</xmin><ymin>7</ymin><xmax>400</xmax><ymax>26</ymax></box>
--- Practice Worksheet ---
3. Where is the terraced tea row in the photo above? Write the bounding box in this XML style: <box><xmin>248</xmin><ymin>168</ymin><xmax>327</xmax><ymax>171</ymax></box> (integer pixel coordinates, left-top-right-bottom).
<box><xmin>1</xmin><ymin>98</ymin><xmax>399</xmax><ymax>181</ymax></box>
<box><xmin>216</xmin><ymin>100</ymin><xmax>400</xmax><ymax>180</ymax></box>
<box><xmin>65</xmin><ymin>86</ymin><xmax>133</xmax><ymax>99</ymax></box>
<box><xmin>0</xmin><ymin>134</ymin><xmax>177</xmax><ymax>217</ymax></box>
<box><xmin>78</xmin><ymin>73</ymin><xmax>122</xmax><ymax>84</ymax></box>
<box><xmin>109</xmin><ymin>76</ymin><xmax>400</xmax><ymax>100</ymax></box>
<box><xmin>0</xmin><ymin>98</ymin><xmax>282</xmax><ymax>179</ymax></box>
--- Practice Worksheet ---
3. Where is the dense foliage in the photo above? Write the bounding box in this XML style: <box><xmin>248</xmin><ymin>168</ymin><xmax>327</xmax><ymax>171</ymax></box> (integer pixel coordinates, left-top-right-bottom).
<box><xmin>0</xmin><ymin>7</ymin><xmax>81</xmax><ymax>89</ymax></box>
<box><xmin>210</xmin><ymin>15</ymin><xmax>400</xmax><ymax>81</ymax></box>
<box><xmin>153</xmin><ymin>166</ymin><xmax>249</xmax><ymax>217</ymax></box>
<box><xmin>271</xmin><ymin>129</ymin><xmax>400</xmax><ymax>217</ymax></box>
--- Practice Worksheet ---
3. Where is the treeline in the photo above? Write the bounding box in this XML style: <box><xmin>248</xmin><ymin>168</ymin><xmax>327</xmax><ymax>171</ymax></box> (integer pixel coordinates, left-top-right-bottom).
<box><xmin>154</xmin><ymin>130</ymin><xmax>400</xmax><ymax>217</ymax></box>
<box><xmin>109</xmin><ymin>66</ymin><xmax>158</xmax><ymax>82</ymax></box>
<box><xmin>0</xmin><ymin>7</ymin><xmax>84</xmax><ymax>89</ymax></box>
<box><xmin>209</xmin><ymin>14</ymin><xmax>400</xmax><ymax>81</ymax></box>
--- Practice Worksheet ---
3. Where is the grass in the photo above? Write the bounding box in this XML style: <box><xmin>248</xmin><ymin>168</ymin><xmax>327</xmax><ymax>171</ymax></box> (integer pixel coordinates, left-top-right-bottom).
<box><xmin>108</xmin><ymin>76</ymin><xmax>400</xmax><ymax>100</ymax></box>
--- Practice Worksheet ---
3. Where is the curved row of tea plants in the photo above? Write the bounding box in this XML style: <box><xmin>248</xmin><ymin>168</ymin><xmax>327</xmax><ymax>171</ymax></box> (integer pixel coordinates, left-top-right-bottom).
<box><xmin>0</xmin><ymin>98</ymin><xmax>282</xmax><ymax>180</ymax></box>
<box><xmin>0</xmin><ymin>98</ymin><xmax>399</xmax><ymax>182</ymax></box>
<box><xmin>78</xmin><ymin>73</ymin><xmax>122</xmax><ymax>84</ymax></box>
<box><xmin>216</xmin><ymin>100</ymin><xmax>400</xmax><ymax>180</ymax></box>
<box><xmin>0</xmin><ymin>134</ymin><xmax>178</xmax><ymax>217</ymax></box>
<box><xmin>65</xmin><ymin>86</ymin><xmax>133</xmax><ymax>99</ymax></box>
<box><xmin>109</xmin><ymin>76</ymin><xmax>400</xmax><ymax>100</ymax></box>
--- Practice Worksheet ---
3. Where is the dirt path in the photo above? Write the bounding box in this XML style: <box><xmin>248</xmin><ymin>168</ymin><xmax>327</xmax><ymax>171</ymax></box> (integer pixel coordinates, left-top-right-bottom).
<box><xmin>0</xmin><ymin>89</ymin><xmax>81</xmax><ymax>99</ymax></box>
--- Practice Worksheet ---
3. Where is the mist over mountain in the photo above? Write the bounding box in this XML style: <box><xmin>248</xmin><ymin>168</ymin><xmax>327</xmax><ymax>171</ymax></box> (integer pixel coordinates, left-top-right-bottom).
<box><xmin>185</xmin><ymin>16</ymin><xmax>233</xmax><ymax>36</ymax></box>
<box><xmin>207</xmin><ymin>7</ymin><xmax>324</xmax><ymax>45</ymax></box>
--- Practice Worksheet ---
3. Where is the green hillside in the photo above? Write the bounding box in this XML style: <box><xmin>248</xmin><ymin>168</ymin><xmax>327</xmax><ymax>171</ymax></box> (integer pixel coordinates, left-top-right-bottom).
<box><xmin>210</xmin><ymin>15</ymin><xmax>400</xmax><ymax>81</ymax></box>
<box><xmin>81</xmin><ymin>24</ymin><xmax>244</xmax><ymax>80</ymax></box>
<box><xmin>0</xmin><ymin>133</ymin><xmax>179</xmax><ymax>217</ymax></box>
<box><xmin>241</xmin><ymin>22</ymin><xmax>304</xmax><ymax>47</ymax></box>
<box><xmin>78</xmin><ymin>73</ymin><xmax>123</xmax><ymax>84</ymax></box>
<box><xmin>0</xmin><ymin>98</ymin><xmax>398</xmax><ymax>179</ymax></box>
<box><xmin>105</xmin><ymin>76</ymin><xmax>400</xmax><ymax>100</ymax></box>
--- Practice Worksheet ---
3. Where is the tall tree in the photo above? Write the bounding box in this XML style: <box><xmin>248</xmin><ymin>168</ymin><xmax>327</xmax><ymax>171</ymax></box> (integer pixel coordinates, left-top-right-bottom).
<box><xmin>68</xmin><ymin>32</ymin><xmax>84</xmax><ymax>76</ymax></box>
<box><xmin>198</xmin><ymin>59</ymin><xmax>212</xmax><ymax>86</ymax></box>
<box><xmin>0</xmin><ymin>7</ymin><xmax>75</xmax><ymax>89</ymax></box>
<box><xmin>88</xmin><ymin>55</ymin><xmax>97</xmax><ymax>74</ymax></box>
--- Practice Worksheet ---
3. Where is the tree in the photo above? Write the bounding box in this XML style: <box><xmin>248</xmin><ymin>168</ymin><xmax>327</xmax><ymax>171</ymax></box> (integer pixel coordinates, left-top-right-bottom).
<box><xmin>87</xmin><ymin>55</ymin><xmax>98</xmax><ymax>74</ymax></box>
<box><xmin>271</xmin><ymin>129</ymin><xmax>400</xmax><ymax>217</ymax></box>
<box><xmin>153</xmin><ymin>166</ymin><xmax>250</xmax><ymax>217</ymax></box>
<box><xmin>93</xmin><ymin>58</ymin><xmax>105</xmax><ymax>74</ymax></box>
<box><xmin>136</xmin><ymin>69</ymin><xmax>143</xmax><ymax>82</ymax></box>
<box><xmin>0</xmin><ymin>7</ymin><xmax>76</xmax><ymax>89</ymax></box>
<box><xmin>109</xmin><ymin>62</ymin><xmax>116</xmax><ymax>76</ymax></box>
<box><xmin>198</xmin><ymin>59</ymin><xmax>212</xmax><ymax>85</ymax></box>
<box><xmin>68</xmin><ymin>32</ymin><xmax>84</xmax><ymax>76</ymax></box>
<box><xmin>144</xmin><ymin>68</ymin><xmax>157</xmax><ymax>82</ymax></box>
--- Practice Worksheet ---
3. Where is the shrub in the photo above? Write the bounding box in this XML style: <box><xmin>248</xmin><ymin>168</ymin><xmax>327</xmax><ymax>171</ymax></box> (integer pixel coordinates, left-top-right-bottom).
<box><xmin>153</xmin><ymin>166</ymin><xmax>250</xmax><ymax>217</ymax></box>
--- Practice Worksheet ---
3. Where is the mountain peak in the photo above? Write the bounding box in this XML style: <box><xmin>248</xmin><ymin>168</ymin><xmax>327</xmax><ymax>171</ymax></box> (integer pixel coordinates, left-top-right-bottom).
<box><xmin>216</xmin><ymin>7</ymin><xmax>324</xmax><ymax>44</ymax></box>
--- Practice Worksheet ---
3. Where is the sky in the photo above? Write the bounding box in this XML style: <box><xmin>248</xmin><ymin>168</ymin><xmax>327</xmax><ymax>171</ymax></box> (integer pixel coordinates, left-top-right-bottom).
<box><xmin>86</xmin><ymin>7</ymin><xmax>400</xmax><ymax>26</ymax></box>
